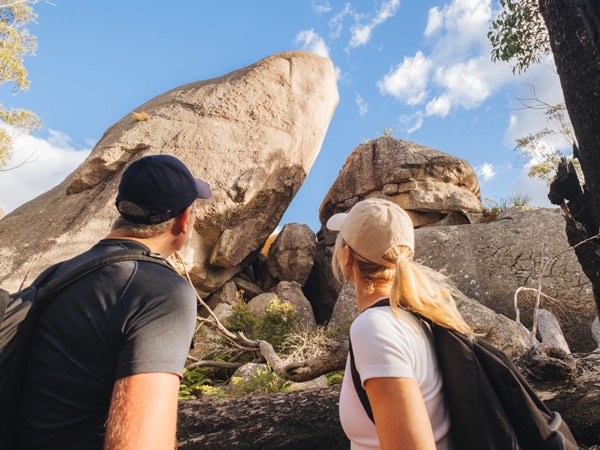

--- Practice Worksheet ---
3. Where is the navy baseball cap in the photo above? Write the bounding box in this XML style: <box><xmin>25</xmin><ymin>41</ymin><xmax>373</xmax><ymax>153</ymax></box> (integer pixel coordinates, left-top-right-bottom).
<box><xmin>116</xmin><ymin>154</ymin><xmax>211</xmax><ymax>224</ymax></box>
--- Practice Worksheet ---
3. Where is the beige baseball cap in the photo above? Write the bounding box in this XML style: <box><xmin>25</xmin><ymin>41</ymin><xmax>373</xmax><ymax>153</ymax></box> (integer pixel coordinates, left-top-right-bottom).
<box><xmin>326</xmin><ymin>198</ymin><xmax>414</xmax><ymax>264</ymax></box>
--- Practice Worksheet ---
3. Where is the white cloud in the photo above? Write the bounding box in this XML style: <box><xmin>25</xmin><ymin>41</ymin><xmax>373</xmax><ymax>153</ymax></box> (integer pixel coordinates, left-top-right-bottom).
<box><xmin>379</xmin><ymin>0</ymin><xmax>516</xmax><ymax>122</ymax></box>
<box><xmin>475</xmin><ymin>162</ymin><xmax>496</xmax><ymax>182</ymax></box>
<box><xmin>0</xmin><ymin>130</ymin><xmax>91</xmax><ymax>214</ymax></box>
<box><xmin>329</xmin><ymin>3</ymin><xmax>352</xmax><ymax>39</ymax></box>
<box><xmin>425</xmin><ymin>95</ymin><xmax>451</xmax><ymax>117</ymax></box>
<box><xmin>425</xmin><ymin>7</ymin><xmax>443</xmax><ymax>36</ymax></box>
<box><xmin>356</xmin><ymin>95</ymin><xmax>368</xmax><ymax>116</ymax></box>
<box><xmin>399</xmin><ymin>111</ymin><xmax>424</xmax><ymax>134</ymax></box>
<box><xmin>295</xmin><ymin>29</ymin><xmax>330</xmax><ymax>59</ymax></box>
<box><xmin>432</xmin><ymin>58</ymin><xmax>493</xmax><ymax>109</ymax></box>
<box><xmin>432</xmin><ymin>0</ymin><xmax>492</xmax><ymax>58</ymax></box>
<box><xmin>312</xmin><ymin>1</ymin><xmax>331</xmax><ymax>14</ymax></box>
<box><xmin>378</xmin><ymin>51</ymin><xmax>433</xmax><ymax>105</ymax></box>
<box><xmin>348</xmin><ymin>0</ymin><xmax>400</xmax><ymax>49</ymax></box>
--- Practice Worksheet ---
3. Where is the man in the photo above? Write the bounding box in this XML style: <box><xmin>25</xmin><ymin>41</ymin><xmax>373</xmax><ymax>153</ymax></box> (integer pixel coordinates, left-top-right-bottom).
<box><xmin>16</xmin><ymin>154</ymin><xmax>211</xmax><ymax>449</ymax></box>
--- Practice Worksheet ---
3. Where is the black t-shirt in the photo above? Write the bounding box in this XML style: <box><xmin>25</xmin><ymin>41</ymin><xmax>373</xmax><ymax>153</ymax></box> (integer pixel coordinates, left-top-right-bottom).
<box><xmin>16</xmin><ymin>239</ymin><xmax>197</xmax><ymax>449</ymax></box>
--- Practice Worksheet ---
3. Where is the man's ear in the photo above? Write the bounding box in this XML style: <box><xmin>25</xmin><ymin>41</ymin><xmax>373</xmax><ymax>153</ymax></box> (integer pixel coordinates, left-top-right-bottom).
<box><xmin>176</xmin><ymin>206</ymin><xmax>193</xmax><ymax>234</ymax></box>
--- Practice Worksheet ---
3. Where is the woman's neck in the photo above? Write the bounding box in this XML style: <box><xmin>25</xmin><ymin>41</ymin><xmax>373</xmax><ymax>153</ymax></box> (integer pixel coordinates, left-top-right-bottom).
<box><xmin>355</xmin><ymin>278</ymin><xmax>393</xmax><ymax>312</ymax></box>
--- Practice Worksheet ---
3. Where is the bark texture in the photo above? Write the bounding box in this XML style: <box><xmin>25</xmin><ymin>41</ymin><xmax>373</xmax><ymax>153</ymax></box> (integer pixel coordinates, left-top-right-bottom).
<box><xmin>541</xmin><ymin>0</ymin><xmax>600</xmax><ymax>314</ymax></box>
<box><xmin>177</xmin><ymin>386</ymin><xmax>349</xmax><ymax>449</ymax></box>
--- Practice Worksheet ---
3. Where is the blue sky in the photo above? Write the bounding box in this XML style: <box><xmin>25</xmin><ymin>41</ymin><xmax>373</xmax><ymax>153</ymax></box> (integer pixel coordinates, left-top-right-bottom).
<box><xmin>0</xmin><ymin>0</ymin><xmax>566</xmax><ymax>232</ymax></box>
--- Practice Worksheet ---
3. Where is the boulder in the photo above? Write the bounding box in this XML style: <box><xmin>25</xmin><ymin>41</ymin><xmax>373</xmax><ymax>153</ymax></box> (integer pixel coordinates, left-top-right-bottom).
<box><xmin>319</xmin><ymin>136</ymin><xmax>487</xmax><ymax>228</ymax></box>
<box><xmin>266</xmin><ymin>223</ymin><xmax>316</xmax><ymax>285</ymax></box>
<box><xmin>0</xmin><ymin>51</ymin><xmax>338</xmax><ymax>296</ymax></box>
<box><xmin>327</xmin><ymin>266</ymin><xmax>531</xmax><ymax>358</ymax></box>
<box><xmin>415</xmin><ymin>206</ymin><xmax>597</xmax><ymax>352</ymax></box>
<box><xmin>272</xmin><ymin>281</ymin><xmax>317</xmax><ymax>330</ymax></box>
<box><xmin>245</xmin><ymin>281</ymin><xmax>317</xmax><ymax>331</ymax></box>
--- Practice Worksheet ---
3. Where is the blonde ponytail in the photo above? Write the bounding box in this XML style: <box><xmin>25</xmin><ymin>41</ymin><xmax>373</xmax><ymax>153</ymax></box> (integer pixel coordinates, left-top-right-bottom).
<box><xmin>389</xmin><ymin>246</ymin><xmax>473</xmax><ymax>335</ymax></box>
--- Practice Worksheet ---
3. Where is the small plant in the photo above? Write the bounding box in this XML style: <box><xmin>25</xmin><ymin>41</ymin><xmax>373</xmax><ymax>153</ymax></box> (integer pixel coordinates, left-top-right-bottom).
<box><xmin>326</xmin><ymin>371</ymin><xmax>345</xmax><ymax>385</ymax></box>
<box><xmin>229</xmin><ymin>366</ymin><xmax>291</xmax><ymax>396</ymax></box>
<box><xmin>132</xmin><ymin>111</ymin><xmax>151</xmax><ymax>121</ymax></box>
<box><xmin>178</xmin><ymin>367</ymin><xmax>213</xmax><ymax>399</ymax></box>
<box><xmin>280</xmin><ymin>325</ymin><xmax>338</xmax><ymax>363</ymax></box>
<box><xmin>225</xmin><ymin>298</ymin><xmax>258</xmax><ymax>333</ymax></box>
<box><xmin>380</xmin><ymin>126</ymin><xmax>397</xmax><ymax>138</ymax></box>
<box><xmin>485</xmin><ymin>193</ymin><xmax>532</xmax><ymax>213</ymax></box>
<box><xmin>224</xmin><ymin>296</ymin><xmax>299</xmax><ymax>352</ymax></box>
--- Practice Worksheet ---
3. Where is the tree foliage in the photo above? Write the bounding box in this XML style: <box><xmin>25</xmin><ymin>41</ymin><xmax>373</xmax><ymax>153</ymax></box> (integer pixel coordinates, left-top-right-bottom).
<box><xmin>488</xmin><ymin>0</ymin><xmax>551</xmax><ymax>73</ymax></box>
<box><xmin>512</xmin><ymin>87</ymin><xmax>581</xmax><ymax>183</ymax></box>
<box><xmin>488</xmin><ymin>2</ymin><xmax>580</xmax><ymax>186</ymax></box>
<box><xmin>0</xmin><ymin>0</ymin><xmax>43</xmax><ymax>169</ymax></box>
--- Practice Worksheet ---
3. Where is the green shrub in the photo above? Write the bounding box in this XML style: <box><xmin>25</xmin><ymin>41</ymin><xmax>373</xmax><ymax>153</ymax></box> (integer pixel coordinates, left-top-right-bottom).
<box><xmin>258</xmin><ymin>299</ymin><xmax>299</xmax><ymax>351</ymax></box>
<box><xmin>225</xmin><ymin>296</ymin><xmax>299</xmax><ymax>352</ymax></box>
<box><xmin>178</xmin><ymin>367</ymin><xmax>212</xmax><ymax>399</ymax></box>
<box><xmin>326</xmin><ymin>371</ymin><xmax>345</xmax><ymax>385</ymax></box>
<box><xmin>229</xmin><ymin>366</ymin><xmax>291</xmax><ymax>396</ymax></box>
<box><xmin>225</xmin><ymin>300</ymin><xmax>258</xmax><ymax>333</ymax></box>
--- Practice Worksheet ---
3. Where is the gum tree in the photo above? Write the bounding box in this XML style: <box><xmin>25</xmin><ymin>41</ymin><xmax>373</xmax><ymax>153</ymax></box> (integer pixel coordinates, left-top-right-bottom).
<box><xmin>489</xmin><ymin>0</ymin><xmax>600</xmax><ymax>313</ymax></box>
<box><xmin>0</xmin><ymin>0</ymin><xmax>43</xmax><ymax>169</ymax></box>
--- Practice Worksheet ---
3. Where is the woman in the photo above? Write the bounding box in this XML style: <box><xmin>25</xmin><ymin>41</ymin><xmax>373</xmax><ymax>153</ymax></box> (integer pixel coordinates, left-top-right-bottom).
<box><xmin>327</xmin><ymin>198</ymin><xmax>473</xmax><ymax>450</ymax></box>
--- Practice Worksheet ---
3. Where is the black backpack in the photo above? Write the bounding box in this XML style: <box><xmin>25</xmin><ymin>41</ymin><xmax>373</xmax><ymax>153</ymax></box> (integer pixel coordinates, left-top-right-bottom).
<box><xmin>349</xmin><ymin>298</ymin><xmax>580</xmax><ymax>450</ymax></box>
<box><xmin>0</xmin><ymin>249</ymin><xmax>175</xmax><ymax>449</ymax></box>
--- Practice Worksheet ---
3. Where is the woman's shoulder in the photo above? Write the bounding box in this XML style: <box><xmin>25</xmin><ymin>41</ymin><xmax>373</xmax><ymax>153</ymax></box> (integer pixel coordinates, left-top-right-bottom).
<box><xmin>351</xmin><ymin>304</ymin><xmax>424</xmax><ymax>338</ymax></box>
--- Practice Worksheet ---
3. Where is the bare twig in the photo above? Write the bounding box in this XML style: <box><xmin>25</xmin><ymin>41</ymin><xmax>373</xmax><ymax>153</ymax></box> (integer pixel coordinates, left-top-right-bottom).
<box><xmin>515</xmin><ymin>231</ymin><xmax>600</xmax><ymax>344</ymax></box>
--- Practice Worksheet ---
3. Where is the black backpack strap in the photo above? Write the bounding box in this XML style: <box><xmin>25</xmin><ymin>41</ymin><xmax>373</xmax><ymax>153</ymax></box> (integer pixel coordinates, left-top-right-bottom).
<box><xmin>348</xmin><ymin>338</ymin><xmax>374</xmax><ymax>422</ymax></box>
<box><xmin>348</xmin><ymin>298</ymin><xmax>391</xmax><ymax>424</ymax></box>
<box><xmin>35</xmin><ymin>249</ymin><xmax>175</xmax><ymax>303</ymax></box>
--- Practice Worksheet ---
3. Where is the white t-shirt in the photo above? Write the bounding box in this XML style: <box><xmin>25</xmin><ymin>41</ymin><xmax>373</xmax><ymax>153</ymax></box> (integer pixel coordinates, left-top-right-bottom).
<box><xmin>339</xmin><ymin>304</ymin><xmax>453</xmax><ymax>450</ymax></box>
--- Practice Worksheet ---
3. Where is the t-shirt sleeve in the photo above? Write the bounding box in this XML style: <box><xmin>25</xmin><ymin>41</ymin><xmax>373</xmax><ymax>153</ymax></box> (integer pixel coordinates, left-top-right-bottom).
<box><xmin>115</xmin><ymin>266</ymin><xmax>197</xmax><ymax>379</ymax></box>
<box><xmin>350</xmin><ymin>308</ymin><xmax>421</xmax><ymax>386</ymax></box>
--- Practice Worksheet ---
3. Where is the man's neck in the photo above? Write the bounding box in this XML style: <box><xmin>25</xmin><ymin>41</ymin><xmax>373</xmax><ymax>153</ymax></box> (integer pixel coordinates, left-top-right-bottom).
<box><xmin>104</xmin><ymin>230</ymin><xmax>174</xmax><ymax>258</ymax></box>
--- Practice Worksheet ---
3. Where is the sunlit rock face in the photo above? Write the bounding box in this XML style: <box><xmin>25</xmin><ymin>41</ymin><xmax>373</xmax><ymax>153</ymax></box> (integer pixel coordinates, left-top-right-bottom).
<box><xmin>0</xmin><ymin>51</ymin><xmax>339</xmax><ymax>296</ymax></box>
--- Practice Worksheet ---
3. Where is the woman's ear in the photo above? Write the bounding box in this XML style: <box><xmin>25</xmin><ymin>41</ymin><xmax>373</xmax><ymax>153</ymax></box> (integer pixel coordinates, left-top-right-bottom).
<box><xmin>341</xmin><ymin>244</ymin><xmax>354</xmax><ymax>267</ymax></box>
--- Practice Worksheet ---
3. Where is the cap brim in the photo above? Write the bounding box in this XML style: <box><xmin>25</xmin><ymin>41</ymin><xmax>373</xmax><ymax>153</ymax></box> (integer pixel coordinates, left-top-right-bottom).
<box><xmin>326</xmin><ymin>212</ymin><xmax>348</xmax><ymax>231</ymax></box>
<box><xmin>196</xmin><ymin>179</ymin><xmax>212</xmax><ymax>199</ymax></box>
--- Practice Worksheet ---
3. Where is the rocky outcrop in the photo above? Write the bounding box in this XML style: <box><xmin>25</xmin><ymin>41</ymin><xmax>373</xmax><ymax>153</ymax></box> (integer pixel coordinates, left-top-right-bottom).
<box><xmin>310</xmin><ymin>206</ymin><xmax>596</xmax><ymax>353</ymax></box>
<box><xmin>415</xmin><ymin>206</ymin><xmax>597</xmax><ymax>352</ymax></box>
<box><xmin>319</xmin><ymin>136</ymin><xmax>488</xmax><ymax>228</ymax></box>
<box><xmin>0</xmin><ymin>51</ymin><xmax>339</xmax><ymax>296</ymax></box>
<box><xmin>327</xmin><ymin>266</ymin><xmax>531</xmax><ymax>358</ymax></box>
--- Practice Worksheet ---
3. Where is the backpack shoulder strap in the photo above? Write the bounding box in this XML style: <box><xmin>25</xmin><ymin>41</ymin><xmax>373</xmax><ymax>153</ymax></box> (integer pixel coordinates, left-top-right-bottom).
<box><xmin>35</xmin><ymin>248</ymin><xmax>175</xmax><ymax>303</ymax></box>
<box><xmin>348</xmin><ymin>298</ymin><xmax>391</xmax><ymax>424</ymax></box>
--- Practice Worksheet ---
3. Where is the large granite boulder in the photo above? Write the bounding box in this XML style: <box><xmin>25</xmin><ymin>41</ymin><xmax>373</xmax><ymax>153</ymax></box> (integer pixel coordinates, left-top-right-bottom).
<box><xmin>415</xmin><ymin>206</ymin><xmax>597</xmax><ymax>352</ymax></box>
<box><xmin>319</xmin><ymin>136</ymin><xmax>487</xmax><ymax>228</ymax></box>
<box><xmin>315</xmin><ymin>206</ymin><xmax>596</xmax><ymax>352</ymax></box>
<box><xmin>0</xmin><ymin>51</ymin><xmax>338</xmax><ymax>296</ymax></box>
<box><xmin>327</xmin><ymin>267</ymin><xmax>531</xmax><ymax>358</ymax></box>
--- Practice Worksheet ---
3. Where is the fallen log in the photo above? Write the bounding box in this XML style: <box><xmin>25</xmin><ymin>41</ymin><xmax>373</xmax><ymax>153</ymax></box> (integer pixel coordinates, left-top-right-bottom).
<box><xmin>177</xmin><ymin>350</ymin><xmax>600</xmax><ymax>448</ymax></box>
<box><xmin>177</xmin><ymin>386</ymin><xmax>349</xmax><ymax>449</ymax></box>
<box><xmin>516</xmin><ymin>348</ymin><xmax>600</xmax><ymax>446</ymax></box>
